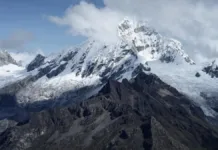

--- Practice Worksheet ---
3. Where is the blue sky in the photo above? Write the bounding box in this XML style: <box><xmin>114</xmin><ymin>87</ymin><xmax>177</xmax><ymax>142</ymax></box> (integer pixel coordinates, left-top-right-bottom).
<box><xmin>0</xmin><ymin>0</ymin><xmax>104</xmax><ymax>54</ymax></box>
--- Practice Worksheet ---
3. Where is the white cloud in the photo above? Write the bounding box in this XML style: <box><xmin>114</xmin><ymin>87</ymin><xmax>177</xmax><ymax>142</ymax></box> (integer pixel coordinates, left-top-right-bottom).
<box><xmin>48</xmin><ymin>1</ymin><xmax>125</xmax><ymax>44</ymax></box>
<box><xmin>49</xmin><ymin>0</ymin><xmax>218</xmax><ymax>61</ymax></box>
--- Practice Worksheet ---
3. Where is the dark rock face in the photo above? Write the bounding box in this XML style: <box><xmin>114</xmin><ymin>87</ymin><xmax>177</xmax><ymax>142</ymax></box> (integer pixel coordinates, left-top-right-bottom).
<box><xmin>62</xmin><ymin>51</ymin><xmax>78</xmax><ymax>62</ymax></box>
<box><xmin>81</xmin><ymin>61</ymin><xmax>98</xmax><ymax>78</ymax></box>
<box><xmin>160</xmin><ymin>51</ymin><xmax>176</xmax><ymax>63</ymax></box>
<box><xmin>195</xmin><ymin>72</ymin><xmax>201</xmax><ymax>77</ymax></box>
<box><xmin>27</xmin><ymin>54</ymin><xmax>45</xmax><ymax>72</ymax></box>
<box><xmin>0</xmin><ymin>73</ymin><xmax>218</xmax><ymax>150</ymax></box>
<box><xmin>132</xmin><ymin>64</ymin><xmax>151</xmax><ymax>78</ymax></box>
<box><xmin>203</xmin><ymin>60</ymin><xmax>218</xmax><ymax>78</ymax></box>
<box><xmin>0</xmin><ymin>94</ymin><xmax>29</xmax><ymax>123</ymax></box>
<box><xmin>200</xmin><ymin>92</ymin><xmax>218</xmax><ymax>114</ymax></box>
<box><xmin>46</xmin><ymin>63</ymin><xmax>68</xmax><ymax>78</ymax></box>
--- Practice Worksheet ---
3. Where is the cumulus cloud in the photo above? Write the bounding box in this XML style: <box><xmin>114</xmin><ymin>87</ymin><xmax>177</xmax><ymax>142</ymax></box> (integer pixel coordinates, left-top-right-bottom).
<box><xmin>48</xmin><ymin>1</ymin><xmax>124</xmax><ymax>44</ymax></box>
<box><xmin>49</xmin><ymin>0</ymin><xmax>218</xmax><ymax>61</ymax></box>
<box><xmin>0</xmin><ymin>30</ymin><xmax>33</xmax><ymax>50</ymax></box>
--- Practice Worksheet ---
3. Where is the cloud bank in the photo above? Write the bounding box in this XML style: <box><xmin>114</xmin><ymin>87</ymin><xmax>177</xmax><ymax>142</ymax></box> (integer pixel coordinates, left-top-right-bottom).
<box><xmin>0</xmin><ymin>30</ymin><xmax>33</xmax><ymax>50</ymax></box>
<box><xmin>49</xmin><ymin>0</ymin><xmax>218</xmax><ymax>62</ymax></box>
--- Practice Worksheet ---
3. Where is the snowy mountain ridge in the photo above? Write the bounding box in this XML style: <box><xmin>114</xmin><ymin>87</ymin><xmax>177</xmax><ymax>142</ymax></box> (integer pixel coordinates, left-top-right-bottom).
<box><xmin>6</xmin><ymin>18</ymin><xmax>199</xmax><ymax>104</ymax></box>
<box><xmin>118</xmin><ymin>18</ymin><xmax>195</xmax><ymax>65</ymax></box>
<box><xmin>0</xmin><ymin>18</ymin><xmax>218</xmax><ymax>118</ymax></box>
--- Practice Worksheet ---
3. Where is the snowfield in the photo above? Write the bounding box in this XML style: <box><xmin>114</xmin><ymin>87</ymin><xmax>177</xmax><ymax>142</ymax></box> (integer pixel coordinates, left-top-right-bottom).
<box><xmin>0</xmin><ymin>64</ymin><xmax>29</xmax><ymax>88</ymax></box>
<box><xmin>149</xmin><ymin>61</ymin><xmax>218</xmax><ymax>117</ymax></box>
<box><xmin>1</xmin><ymin>61</ymin><xmax>217</xmax><ymax>117</ymax></box>
<box><xmin>16</xmin><ymin>72</ymin><xmax>101</xmax><ymax>104</ymax></box>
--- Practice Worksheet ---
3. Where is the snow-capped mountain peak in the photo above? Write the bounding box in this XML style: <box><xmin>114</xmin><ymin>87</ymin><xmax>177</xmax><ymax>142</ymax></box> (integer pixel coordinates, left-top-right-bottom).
<box><xmin>118</xmin><ymin>18</ymin><xmax>195</xmax><ymax>65</ymax></box>
<box><xmin>5</xmin><ymin>18</ymin><xmax>197</xmax><ymax>105</ymax></box>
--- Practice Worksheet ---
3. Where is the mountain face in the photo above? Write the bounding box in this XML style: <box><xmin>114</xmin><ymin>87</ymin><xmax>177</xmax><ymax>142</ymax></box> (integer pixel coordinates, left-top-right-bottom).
<box><xmin>0</xmin><ymin>72</ymin><xmax>218</xmax><ymax>150</ymax></box>
<box><xmin>118</xmin><ymin>19</ymin><xmax>195</xmax><ymax>65</ymax></box>
<box><xmin>13</xmin><ymin>18</ymin><xmax>196</xmax><ymax>105</ymax></box>
<box><xmin>0</xmin><ymin>19</ymin><xmax>217</xmax><ymax>117</ymax></box>
<box><xmin>27</xmin><ymin>54</ymin><xmax>46</xmax><ymax>72</ymax></box>
<box><xmin>0</xmin><ymin>50</ymin><xmax>18</xmax><ymax>66</ymax></box>
<box><xmin>0</xmin><ymin>18</ymin><xmax>218</xmax><ymax>150</ymax></box>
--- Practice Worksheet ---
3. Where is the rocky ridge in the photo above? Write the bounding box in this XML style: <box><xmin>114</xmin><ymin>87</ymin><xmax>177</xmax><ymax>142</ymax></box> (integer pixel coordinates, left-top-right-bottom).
<box><xmin>0</xmin><ymin>72</ymin><xmax>218</xmax><ymax>150</ymax></box>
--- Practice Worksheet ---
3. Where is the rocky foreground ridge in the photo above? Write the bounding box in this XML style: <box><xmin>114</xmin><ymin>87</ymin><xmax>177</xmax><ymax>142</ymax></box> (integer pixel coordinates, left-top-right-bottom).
<box><xmin>0</xmin><ymin>72</ymin><xmax>218</xmax><ymax>150</ymax></box>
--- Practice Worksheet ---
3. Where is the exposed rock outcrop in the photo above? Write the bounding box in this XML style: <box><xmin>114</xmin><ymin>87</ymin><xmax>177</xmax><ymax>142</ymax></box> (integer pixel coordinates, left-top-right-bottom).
<box><xmin>203</xmin><ymin>60</ymin><xmax>218</xmax><ymax>78</ymax></box>
<box><xmin>0</xmin><ymin>72</ymin><xmax>218</xmax><ymax>150</ymax></box>
<box><xmin>27</xmin><ymin>54</ymin><xmax>45</xmax><ymax>72</ymax></box>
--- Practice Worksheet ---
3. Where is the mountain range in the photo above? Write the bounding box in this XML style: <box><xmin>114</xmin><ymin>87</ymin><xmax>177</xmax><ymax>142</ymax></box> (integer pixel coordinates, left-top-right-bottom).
<box><xmin>0</xmin><ymin>18</ymin><xmax>218</xmax><ymax>150</ymax></box>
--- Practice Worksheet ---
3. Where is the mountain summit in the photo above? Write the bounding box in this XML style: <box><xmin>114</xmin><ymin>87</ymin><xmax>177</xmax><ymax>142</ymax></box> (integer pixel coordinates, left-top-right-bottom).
<box><xmin>118</xmin><ymin>18</ymin><xmax>195</xmax><ymax>64</ymax></box>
